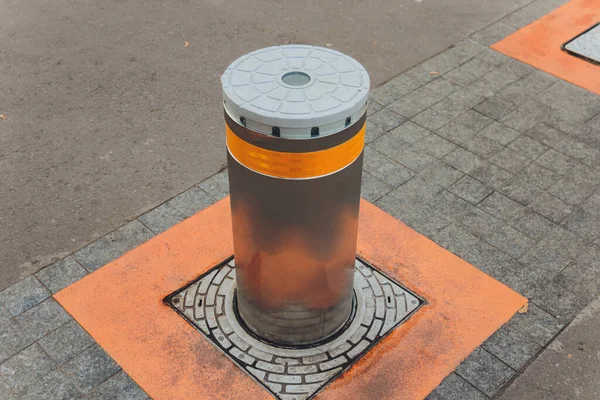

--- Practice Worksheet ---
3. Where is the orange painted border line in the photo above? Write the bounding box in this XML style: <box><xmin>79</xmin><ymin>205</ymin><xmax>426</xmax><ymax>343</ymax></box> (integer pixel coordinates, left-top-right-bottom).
<box><xmin>492</xmin><ymin>0</ymin><xmax>600</xmax><ymax>95</ymax></box>
<box><xmin>55</xmin><ymin>199</ymin><xmax>526</xmax><ymax>399</ymax></box>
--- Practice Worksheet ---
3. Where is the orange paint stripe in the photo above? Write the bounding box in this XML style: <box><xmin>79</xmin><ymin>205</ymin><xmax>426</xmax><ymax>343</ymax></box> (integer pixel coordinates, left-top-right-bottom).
<box><xmin>492</xmin><ymin>0</ymin><xmax>600</xmax><ymax>95</ymax></box>
<box><xmin>226</xmin><ymin>123</ymin><xmax>365</xmax><ymax>179</ymax></box>
<box><xmin>55</xmin><ymin>199</ymin><xmax>526</xmax><ymax>399</ymax></box>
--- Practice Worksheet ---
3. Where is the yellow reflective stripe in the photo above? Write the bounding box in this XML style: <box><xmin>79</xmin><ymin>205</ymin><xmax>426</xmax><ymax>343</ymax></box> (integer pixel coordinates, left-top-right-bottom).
<box><xmin>226</xmin><ymin>124</ymin><xmax>365</xmax><ymax>179</ymax></box>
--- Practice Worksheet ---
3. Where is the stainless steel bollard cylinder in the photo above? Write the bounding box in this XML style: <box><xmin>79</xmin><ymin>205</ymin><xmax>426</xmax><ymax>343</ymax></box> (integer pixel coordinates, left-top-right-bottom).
<box><xmin>221</xmin><ymin>45</ymin><xmax>370</xmax><ymax>346</ymax></box>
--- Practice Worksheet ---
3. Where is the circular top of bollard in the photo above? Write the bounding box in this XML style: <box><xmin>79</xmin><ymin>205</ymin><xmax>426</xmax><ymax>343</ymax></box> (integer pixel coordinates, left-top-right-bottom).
<box><xmin>221</xmin><ymin>45</ymin><xmax>370</xmax><ymax>139</ymax></box>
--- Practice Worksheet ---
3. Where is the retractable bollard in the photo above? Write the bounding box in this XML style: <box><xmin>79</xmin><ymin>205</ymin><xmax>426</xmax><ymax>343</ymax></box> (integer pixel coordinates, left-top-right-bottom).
<box><xmin>222</xmin><ymin>45</ymin><xmax>370</xmax><ymax>346</ymax></box>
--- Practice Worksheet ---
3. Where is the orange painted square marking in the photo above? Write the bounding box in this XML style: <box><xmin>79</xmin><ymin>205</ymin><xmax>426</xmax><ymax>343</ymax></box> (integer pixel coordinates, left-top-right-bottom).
<box><xmin>492</xmin><ymin>0</ymin><xmax>600</xmax><ymax>94</ymax></box>
<box><xmin>55</xmin><ymin>199</ymin><xmax>526</xmax><ymax>399</ymax></box>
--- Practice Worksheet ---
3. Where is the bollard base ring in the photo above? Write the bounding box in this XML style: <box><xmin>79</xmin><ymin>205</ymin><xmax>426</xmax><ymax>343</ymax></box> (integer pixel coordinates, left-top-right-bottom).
<box><xmin>166</xmin><ymin>256</ymin><xmax>424</xmax><ymax>400</ymax></box>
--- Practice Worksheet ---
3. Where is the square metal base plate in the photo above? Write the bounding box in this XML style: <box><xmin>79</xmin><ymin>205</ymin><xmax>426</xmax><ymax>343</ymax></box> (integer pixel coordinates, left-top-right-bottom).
<box><xmin>166</xmin><ymin>257</ymin><xmax>424</xmax><ymax>400</ymax></box>
<box><xmin>563</xmin><ymin>22</ymin><xmax>600</xmax><ymax>65</ymax></box>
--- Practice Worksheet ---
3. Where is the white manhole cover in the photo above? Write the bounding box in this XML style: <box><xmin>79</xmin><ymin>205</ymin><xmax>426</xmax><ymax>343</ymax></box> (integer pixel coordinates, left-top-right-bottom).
<box><xmin>166</xmin><ymin>257</ymin><xmax>424</xmax><ymax>400</ymax></box>
<box><xmin>563</xmin><ymin>22</ymin><xmax>600</xmax><ymax>65</ymax></box>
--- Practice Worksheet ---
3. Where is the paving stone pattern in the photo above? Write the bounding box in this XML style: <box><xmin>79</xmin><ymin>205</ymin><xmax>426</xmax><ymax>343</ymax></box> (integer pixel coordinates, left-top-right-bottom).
<box><xmin>169</xmin><ymin>259</ymin><xmax>421</xmax><ymax>400</ymax></box>
<box><xmin>5</xmin><ymin>0</ymin><xmax>600</xmax><ymax>396</ymax></box>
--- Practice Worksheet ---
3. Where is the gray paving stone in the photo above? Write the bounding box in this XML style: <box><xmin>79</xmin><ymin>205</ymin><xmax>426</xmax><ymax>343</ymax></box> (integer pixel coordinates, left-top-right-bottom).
<box><xmin>538</xmin><ymin>81</ymin><xmax>600</xmax><ymax>124</ymax></box>
<box><xmin>578</xmin><ymin>243</ymin><xmax>600</xmax><ymax>267</ymax></box>
<box><xmin>518</xmin><ymin>163</ymin><xmax>561</xmax><ymax>191</ymax></box>
<box><xmin>406</xmin><ymin>86</ymin><xmax>445</xmax><ymax>108</ymax></box>
<box><xmin>433</xmin><ymin>224</ymin><xmax>480</xmax><ymax>259</ymax></box>
<box><xmin>366</xmin><ymin>98</ymin><xmax>383</xmax><ymax>117</ymax></box>
<box><xmin>369</xmin><ymin>161</ymin><xmax>413</xmax><ymax>188</ymax></box>
<box><xmin>508</xmin><ymin>134</ymin><xmax>549</xmax><ymax>161</ymax></box>
<box><xmin>73</xmin><ymin>220</ymin><xmax>155</xmax><ymax>272</ymax></box>
<box><xmin>478</xmin><ymin>192</ymin><xmax>524</xmax><ymax>222</ymax></box>
<box><xmin>86</xmin><ymin>370</ymin><xmax>148</xmax><ymax>400</ymax></box>
<box><xmin>469</xmin><ymin>161</ymin><xmax>513</xmax><ymax>189</ymax></box>
<box><xmin>61</xmin><ymin>345</ymin><xmax>121</xmax><ymax>393</ymax></box>
<box><xmin>363</xmin><ymin>146</ymin><xmax>390</xmax><ymax>173</ymax></box>
<box><xmin>360</xmin><ymin>173</ymin><xmax>393</xmax><ymax>203</ymax></box>
<box><xmin>555</xmin><ymin>262</ymin><xmax>600</xmax><ymax>303</ymax></box>
<box><xmin>562</xmin><ymin>208</ymin><xmax>600</xmax><ymax>242</ymax></box>
<box><xmin>520</xmin><ymin>240</ymin><xmax>572</xmax><ymax>281</ymax></box>
<box><xmin>429</xmin><ymin>190</ymin><xmax>473</xmax><ymax>222</ymax></box>
<box><xmin>366</xmin><ymin>108</ymin><xmax>406</xmax><ymax>132</ymax></box>
<box><xmin>0</xmin><ymin>318</ymin><xmax>34</xmax><ymax>365</ymax></box>
<box><xmin>548</xmin><ymin>165</ymin><xmax>600</xmax><ymax>205</ymax></box>
<box><xmin>412</xmin><ymin>109</ymin><xmax>451</xmax><ymax>131</ymax></box>
<box><xmin>529</xmin><ymin>192</ymin><xmax>574</xmax><ymax>223</ymax></box>
<box><xmin>444</xmin><ymin>148</ymin><xmax>485</xmax><ymax>174</ymax></box>
<box><xmin>581</xmin><ymin>191</ymin><xmax>600</xmax><ymax>215</ymax></box>
<box><xmin>387</xmin><ymin>97</ymin><xmax>428</xmax><ymax>119</ymax></box>
<box><xmin>468</xmin><ymin>240</ymin><xmax>522</xmax><ymax>280</ymax></box>
<box><xmin>474</xmin><ymin>95</ymin><xmax>517</xmax><ymax>120</ymax></box>
<box><xmin>0</xmin><ymin>344</ymin><xmax>57</xmax><ymax>395</ymax></box>
<box><xmin>508</xmin><ymin>71</ymin><xmax>559</xmax><ymax>97</ymax></box>
<box><xmin>446</xmin><ymin>58</ymin><xmax>495</xmax><ymax>86</ymax></box>
<box><xmin>532</xmin><ymin>281</ymin><xmax>585</xmax><ymax>323</ymax></box>
<box><xmin>456</xmin><ymin>347</ymin><xmax>515</xmax><ymax>397</ymax></box>
<box><xmin>498</xmin><ymin>175</ymin><xmax>545</xmax><ymax>205</ymax></box>
<box><xmin>501</xmin><ymin>263</ymin><xmax>549</xmax><ymax>299</ymax></box>
<box><xmin>198</xmin><ymin>170</ymin><xmax>229</xmax><ymax>201</ymax></box>
<box><xmin>452</xmin><ymin>39</ymin><xmax>488</xmax><ymax>61</ymax></box>
<box><xmin>448</xmin><ymin>85</ymin><xmax>493</xmax><ymax>109</ymax></box>
<box><xmin>431</xmin><ymin>98</ymin><xmax>469</xmax><ymax>119</ymax></box>
<box><xmin>498</xmin><ymin>58</ymin><xmax>537</xmax><ymax>79</ymax></box>
<box><xmin>0</xmin><ymin>277</ymin><xmax>50</xmax><ymax>317</ymax></box>
<box><xmin>475</xmin><ymin>48</ymin><xmax>511</xmax><ymax>68</ymax></box>
<box><xmin>483</xmin><ymin>324</ymin><xmax>542</xmax><ymax>370</ymax></box>
<box><xmin>138</xmin><ymin>203</ymin><xmax>186</xmax><ymax>235</ymax></box>
<box><xmin>587</xmin><ymin>113</ymin><xmax>600</xmax><ymax>132</ymax></box>
<box><xmin>423</xmin><ymin>77</ymin><xmax>464</xmax><ymax>97</ymax></box>
<box><xmin>35</xmin><ymin>257</ymin><xmax>88</xmax><ymax>295</ymax></box>
<box><xmin>480</xmin><ymin>122</ymin><xmax>521</xmax><ymax>146</ymax></box>
<box><xmin>470</xmin><ymin>21</ymin><xmax>517</xmax><ymax>46</ymax></box>
<box><xmin>420</xmin><ymin>48</ymin><xmax>469</xmax><ymax>76</ymax></box>
<box><xmin>502</xmin><ymin>98</ymin><xmax>554</xmax><ymax>133</ymax></box>
<box><xmin>553</xmin><ymin>137</ymin><xmax>600</xmax><ymax>167</ymax></box>
<box><xmin>39</xmin><ymin>321</ymin><xmax>95</xmax><ymax>365</ymax></box>
<box><xmin>364</xmin><ymin>121</ymin><xmax>387</xmax><ymax>144</ymax></box>
<box><xmin>15</xmin><ymin>299</ymin><xmax>72</xmax><ymax>341</ymax></box>
<box><xmin>448</xmin><ymin>175</ymin><xmax>493</xmax><ymax>204</ymax></box>
<box><xmin>389</xmin><ymin>121</ymin><xmax>431</xmax><ymax>144</ymax></box>
<box><xmin>369</xmin><ymin>80</ymin><xmax>410</xmax><ymax>106</ymax></box>
<box><xmin>0</xmin><ymin>376</ymin><xmax>17</xmax><ymax>400</ymax></box>
<box><xmin>461</xmin><ymin>208</ymin><xmax>534</xmax><ymax>258</ymax></box>
<box><xmin>506</xmin><ymin>303</ymin><xmax>564</xmax><ymax>347</ymax></box>
<box><xmin>462</xmin><ymin>135</ymin><xmax>504</xmax><ymax>159</ymax></box>
<box><xmin>418</xmin><ymin>162</ymin><xmax>464</xmax><ymax>187</ymax></box>
<box><xmin>508</xmin><ymin>208</ymin><xmax>556</xmax><ymax>241</ymax></box>
<box><xmin>534</xmin><ymin>148</ymin><xmax>577</xmax><ymax>175</ymax></box>
<box><xmin>22</xmin><ymin>370</ymin><xmax>80</xmax><ymax>400</ymax></box>
<box><xmin>546</xmin><ymin>114</ymin><xmax>593</xmax><ymax>143</ymax></box>
<box><xmin>489</xmin><ymin>147</ymin><xmax>531</xmax><ymax>174</ymax></box>
<box><xmin>426</xmin><ymin>373</ymin><xmax>487</xmax><ymax>400</ymax></box>
<box><xmin>372</xmin><ymin>134</ymin><xmax>435</xmax><ymax>172</ymax></box>
<box><xmin>167</xmin><ymin>186</ymin><xmax>215</xmax><ymax>218</ymax></box>
<box><xmin>538</xmin><ymin>226</ymin><xmax>589</xmax><ymax>263</ymax></box>
<box><xmin>404</xmin><ymin>67</ymin><xmax>443</xmax><ymax>89</ymax></box>
<box><xmin>438</xmin><ymin>111</ymin><xmax>493</xmax><ymax>144</ymax></box>
<box><xmin>414</xmin><ymin>134</ymin><xmax>457</xmax><ymax>158</ymax></box>
<box><xmin>525</xmin><ymin>123</ymin><xmax>565</xmax><ymax>148</ymax></box>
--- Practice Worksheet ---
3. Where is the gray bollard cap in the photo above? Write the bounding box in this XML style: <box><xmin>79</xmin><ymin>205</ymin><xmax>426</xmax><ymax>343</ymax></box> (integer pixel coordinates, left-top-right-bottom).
<box><xmin>222</xmin><ymin>45</ymin><xmax>370</xmax><ymax>139</ymax></box>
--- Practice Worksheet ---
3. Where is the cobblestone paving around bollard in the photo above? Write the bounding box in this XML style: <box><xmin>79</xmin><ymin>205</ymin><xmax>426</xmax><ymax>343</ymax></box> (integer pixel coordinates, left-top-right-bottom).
<box><xmin>4</xmin><ymin>0</ymin><xmax>600</xmax><ymax>397</ymax></box>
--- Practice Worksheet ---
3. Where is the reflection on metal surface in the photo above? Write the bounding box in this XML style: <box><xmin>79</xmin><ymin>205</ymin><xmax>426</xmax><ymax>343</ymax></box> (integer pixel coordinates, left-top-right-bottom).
<box><xmin>166</xmin><ymin>257</ymin><xmax>424</xmax><ymax>400</ymax></box>
<box><xmin>563</xmin><ymin>22</ymin><xmax>600</xmax><ymax>65</ymax></box>
<box><xmin>228</xmin><ymin>138</ymin><xmax>363</xmax><ymax>345</ymax></box>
